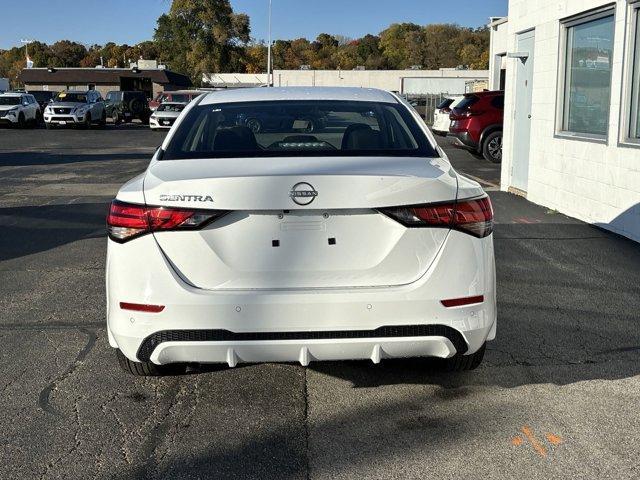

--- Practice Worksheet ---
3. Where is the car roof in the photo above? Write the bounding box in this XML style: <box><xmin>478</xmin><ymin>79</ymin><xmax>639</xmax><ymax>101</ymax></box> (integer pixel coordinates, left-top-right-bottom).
<box><xmin>160</xmin><ymin>102</ymin><xmax>187</xmax><ymax>106</ymax></box>
<box><xmin>199</xmin><ymin>87</ymin><xmax>399</xmax><ymax>105</ymax></box>
<box><xmin>0</xmin><ymin>92</ymin><xmax>25</xmax><ymax>97</ymax></box>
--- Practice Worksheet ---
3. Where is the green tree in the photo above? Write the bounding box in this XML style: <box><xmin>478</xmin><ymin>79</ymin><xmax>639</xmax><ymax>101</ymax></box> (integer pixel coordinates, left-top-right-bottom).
<box><xmin>154</xmin><ymin>0</ymin><xmax>250</xmax><ymax>84</ymax></box>
<box><xmin>379</xmin><ymin>23</ymin><xmax>422</xmax><ymax>69</ymax></box>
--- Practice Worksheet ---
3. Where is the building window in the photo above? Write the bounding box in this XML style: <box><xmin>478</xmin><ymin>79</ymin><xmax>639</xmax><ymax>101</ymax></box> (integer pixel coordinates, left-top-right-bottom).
<box><xmin>630</xmin><ymin>6</ymin><xmax>640</xmax><ymax>140</ymax></box>
<box><xmin>560</xmin><ymin>10</ymin><xmax>615</xmax><ymax>137</ymax></box>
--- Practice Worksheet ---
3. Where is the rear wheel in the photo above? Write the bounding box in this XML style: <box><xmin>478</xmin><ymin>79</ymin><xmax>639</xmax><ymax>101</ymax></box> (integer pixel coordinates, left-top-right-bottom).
<box><xmin>441</xmin><ymin>343</ymin><xmax>485</xmax><ymax>372</ymax></box>
<box><xmin>482</xmin><ymin>131</ymin><xmax>502</xmax><ymax>163</ymax></box>
<box><xmin>116</xmin><ymin>349</ymin><xmax>184</xmax><ymax>376</ymax></box>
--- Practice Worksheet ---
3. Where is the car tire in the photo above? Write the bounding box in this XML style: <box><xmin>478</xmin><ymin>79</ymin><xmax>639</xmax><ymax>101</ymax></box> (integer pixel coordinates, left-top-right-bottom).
<box><xmin>113</xmin><ymin>112</ymin><xmax>121</xmax><ymax>125</ymax></box>
<box><xmin>99</xmin><ymin>111</ymin><xmax>107</xmax><ymax>128</ymax></box>
<box><xmin>441</xmin><ymin>343</ymin><xmax>486</xmax><ymax>372</ymax></box>
<box><xmin>44</xmin><ymin>122</ymin><xmax>53</xmax><ymax>130</ymax></box>
<box><xmin>482</xmin><ymin>131</ymin><xmax>502</xmax><ymax>164</ymax></box>
<box><xmin>83</xmin><ymin>114</ymin><xmax>92</xmax><ymax>130</ymax></box>
<box><xmin>116</xmin><ymin>349</ymin><xmax>183</xmax><ymax>376</ymax></box>
<box><xmin>17</xmin><ymin>113</ymin><xmax>25</xmax><ymax>129</ymax></box>
<box><xmin>246</xmin><ymin>118</ymin><xmax>262</xmax><ymax>133</ymax></box>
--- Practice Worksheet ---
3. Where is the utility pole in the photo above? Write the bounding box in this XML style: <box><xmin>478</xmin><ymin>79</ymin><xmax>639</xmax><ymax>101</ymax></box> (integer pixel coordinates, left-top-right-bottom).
<box><xmin>267</xmin><ymin>0</ymin><xmax>272</xmax><ymax>87</ymax></box>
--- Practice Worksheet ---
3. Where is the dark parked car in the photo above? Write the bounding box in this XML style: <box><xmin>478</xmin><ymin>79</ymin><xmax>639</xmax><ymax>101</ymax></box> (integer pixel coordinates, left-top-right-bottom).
<box><xmin>104</xmin><ymin>91</ymin><xmax>151</xmax><ymax>124</ymax></box>
<box><xmin>449</xmin><ymin>91</ymin><xmax>504</xmax><ymax>163</ymax></box>
<box><xmin>28</xmin><ymin>90</ymin><xmax>57</xmax><ymax>112</ymax></box>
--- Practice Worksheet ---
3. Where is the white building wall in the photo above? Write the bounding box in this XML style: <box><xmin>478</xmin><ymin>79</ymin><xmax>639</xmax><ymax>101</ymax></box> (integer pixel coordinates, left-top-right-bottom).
<box><xmin>488</xmin><ymin>18</ymin><xmax>509</xmax><ymax>90</ymax></box>
<box><xmin>497</xmin><ymin>0</ymin><xmax>640</xmax><ymax>242</ymax></box>
<box><xmin>204</xmin><ymin>69</ymin><xmax>488</xmax><ymax>94</ymax></box>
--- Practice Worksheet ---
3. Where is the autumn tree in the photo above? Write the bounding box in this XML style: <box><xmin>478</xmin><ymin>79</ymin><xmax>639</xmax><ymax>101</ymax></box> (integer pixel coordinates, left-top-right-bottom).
<box><xmin>154</xmin><ymin>0</ymin><xmax>250</xmax><ymax>84</ymax></box>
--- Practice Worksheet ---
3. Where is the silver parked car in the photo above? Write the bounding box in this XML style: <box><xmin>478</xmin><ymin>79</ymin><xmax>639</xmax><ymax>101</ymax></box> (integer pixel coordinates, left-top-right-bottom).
<box><xmin>44</xmin><ymin>90</ymin><xmax>106</xmax><ymax>129</ymax></box>
<box><xmin>149</xmin><ymin>102</ymin><xmax>187</xmax><ymax>130</ymax></box>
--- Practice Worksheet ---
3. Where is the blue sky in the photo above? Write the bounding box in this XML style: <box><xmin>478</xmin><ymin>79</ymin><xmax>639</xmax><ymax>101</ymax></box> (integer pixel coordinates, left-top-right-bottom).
<box><xmin>0</xmin><ymin>0</ymin><xmax>507</xmax><ymax>50</ymax></box>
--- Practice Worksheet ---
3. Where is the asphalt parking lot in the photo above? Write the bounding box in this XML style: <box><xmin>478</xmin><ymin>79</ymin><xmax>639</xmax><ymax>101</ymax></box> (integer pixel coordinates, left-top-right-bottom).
<box><xmin>1</xmin><ymin>125</ymin><xmax>639</xmax><ymax>480</ymax></box>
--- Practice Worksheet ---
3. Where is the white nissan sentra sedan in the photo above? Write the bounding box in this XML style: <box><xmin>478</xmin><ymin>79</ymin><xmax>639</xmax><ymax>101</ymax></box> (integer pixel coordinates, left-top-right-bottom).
<box><xmin>106</xmin><ymin>87</ymin><xmax>496</xmax><ymax>376</ymax></box>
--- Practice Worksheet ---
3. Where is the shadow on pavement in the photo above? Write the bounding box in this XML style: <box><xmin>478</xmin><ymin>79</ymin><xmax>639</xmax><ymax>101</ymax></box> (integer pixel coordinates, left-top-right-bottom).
<box><xmin>0</xmin><ymin>152</ymin><xmax>151</xmax><ymax>167</ymax></box>
<box><xmin>0</xmin><ymin>202</ymin><xmax>108</xmax><ymax>261</ymax></box>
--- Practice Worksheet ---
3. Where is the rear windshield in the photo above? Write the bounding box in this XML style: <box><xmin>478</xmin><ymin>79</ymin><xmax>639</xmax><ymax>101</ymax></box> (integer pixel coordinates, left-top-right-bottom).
<box><xmin>54</xmin><ymin>92</ymin><xmax>87</xmax><ymax>103</ymax></box>
<box><xmin>163</xmin><ymin>100</ymin><xmax>437</xmax><ymax>160</ymax></box>
<box><xmin>30</xmin><ymin>91</ymin><xmax>54</xmax><ymax>101</ymax></box>
<box><xmin>454</xmin><ymin>95</ymin><xmax>479</xmax><ymax>110</ymax></box>
<box><xmin>165</xmin><ymin>94</ymin><xmax>189</xmax><ymax>103</ymax></box>
<box><xmin>436</xmin><ymin>98</ymin><xmax>455</xmax><ymax>109</ymax></box>
<box><xmin>158</xmin><ymin>103</ymin><xmax>186</xmax><ymax>112</ymax></box>
<box><xmin>0</xmin><ymin>96</ymin><xmax>21</xmax><ymax>105</ymax></box>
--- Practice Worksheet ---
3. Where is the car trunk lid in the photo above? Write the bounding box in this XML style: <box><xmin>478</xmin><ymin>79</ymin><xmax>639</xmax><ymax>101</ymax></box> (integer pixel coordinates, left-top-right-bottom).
<box><xmin>144</xmin><ymin>156</ymin><xmax>457</xmax><ymax>290</ymax></box>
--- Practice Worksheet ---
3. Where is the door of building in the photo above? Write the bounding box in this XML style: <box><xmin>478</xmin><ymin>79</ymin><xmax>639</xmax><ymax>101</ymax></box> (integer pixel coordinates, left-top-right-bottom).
<box><xmin>511</xmin><ymin>30</ymin><xmax>535</xmax><ymax>193</ymax></box>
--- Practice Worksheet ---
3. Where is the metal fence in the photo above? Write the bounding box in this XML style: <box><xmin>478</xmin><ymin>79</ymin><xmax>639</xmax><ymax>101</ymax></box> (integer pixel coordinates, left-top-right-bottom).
<box><xmin>404</xmin><ymin>93</ymin><xmax>462</xmax><ymax>126</ymax></box>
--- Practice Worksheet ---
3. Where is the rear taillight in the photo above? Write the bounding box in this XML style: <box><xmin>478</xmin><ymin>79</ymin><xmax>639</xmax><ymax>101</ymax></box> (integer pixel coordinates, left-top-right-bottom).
<box><xmin>107</xmin><ymin>200</ymin><xmax>228</xmax><ymax>243</ymax></box>
<box><xmin>379</xmin><ymin>196</ymin><xmax>493</xmax><ymax>238</ymax></box>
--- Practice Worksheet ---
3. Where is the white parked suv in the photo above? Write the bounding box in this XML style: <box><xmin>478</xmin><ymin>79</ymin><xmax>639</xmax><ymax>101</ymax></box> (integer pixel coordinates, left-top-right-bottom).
<box><xmin>0</xmin><ymin>92</ymin><xmax>40</xmax><ymax>127</ymax></box>
<box><xmin>106</xmin><ymin>87</ymin><xmax>496</xmax><ymax>376</ymax></box>
<box><xmin>432</xmin><ymin>96</ymin><xmax>464</xmax><ymax>136</ymax></box>
<box><xmin>44</xmin><ymin>90</ymin><xmax>106</xmax><ymax>129</ymax></box>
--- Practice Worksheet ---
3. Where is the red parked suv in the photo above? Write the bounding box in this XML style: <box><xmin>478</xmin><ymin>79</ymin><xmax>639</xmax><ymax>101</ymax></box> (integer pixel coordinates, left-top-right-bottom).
<box><xmin>449</xmin><ymin>90</ymin><xmax>504</xmax><ymax>163</ymax></box>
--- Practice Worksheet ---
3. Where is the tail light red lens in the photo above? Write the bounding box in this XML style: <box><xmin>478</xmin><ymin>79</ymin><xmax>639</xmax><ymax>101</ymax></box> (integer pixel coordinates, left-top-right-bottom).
<box><xmin>107</xmin><ymin>200</ymin><xmax>228</xmax><ymax>242</ymax></box>
<box><xmin>380</xmin><ymin>195</ymin><xmax>493</xmax><ymax>238</ymax></box>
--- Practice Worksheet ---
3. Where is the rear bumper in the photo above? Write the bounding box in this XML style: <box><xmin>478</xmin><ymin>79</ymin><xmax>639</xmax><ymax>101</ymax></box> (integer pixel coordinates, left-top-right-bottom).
<box><xmin>107</xmin><ymin>230</ymin><xmax>497</xmax><ymax>366</ymax></box>
<box><xmin>451</xmin><ymin>131</ymin><xmax>479</xmax><ymax>150</ymax></box>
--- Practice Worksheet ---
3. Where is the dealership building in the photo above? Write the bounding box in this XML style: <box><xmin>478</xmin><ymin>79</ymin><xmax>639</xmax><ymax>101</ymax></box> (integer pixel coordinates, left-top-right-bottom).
<box><xmin>18</xmin><ymin>66</ymin><xmax>192</xmax><ymax>100</ymax></box>
<box><xmin>203</xmin><ymin>68</ymin><xmax>489</xmax><ymax>95</ymax></box>
<box><xmin>491</xmin><ymin>0</ymin><xmax>640</xmax><ymax>242</ymax></box>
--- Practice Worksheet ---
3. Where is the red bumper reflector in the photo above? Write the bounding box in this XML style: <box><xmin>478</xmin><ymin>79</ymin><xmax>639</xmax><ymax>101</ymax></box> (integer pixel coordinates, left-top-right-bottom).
<box><xmin>119</xmin><ymin>302</ymin><xmax>165</xmax><ymax>313</ymax></box>
<box><xmin>441</xmin><ymin>295</ymin><xmax>484</xmax><ymax>308</ymax></box>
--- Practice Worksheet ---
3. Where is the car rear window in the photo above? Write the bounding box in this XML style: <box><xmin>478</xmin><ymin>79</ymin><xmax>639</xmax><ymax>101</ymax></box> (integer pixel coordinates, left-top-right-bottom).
<box><xmin>162</xmin><ymin>100</ymin><xmax>438</xmax><ymax>160</ymax></box>
<box><xmin>436</xmin><ymin>98</ymin><xmax>455</xmax><ymax>109</ymax></box>
<box><xmin>491</xmin><ymin>95</ymin><xmax>504</xmax><ymax>109</ymax></box>
<box><xmin>455</xmin><ymin>95</ymin><xmax>479</xmax><ymax>110</ymax></box>
<box><xmin>158</xmin><ymin>103</ymin><xmax>186</xmax><ymax>112</ymax></box>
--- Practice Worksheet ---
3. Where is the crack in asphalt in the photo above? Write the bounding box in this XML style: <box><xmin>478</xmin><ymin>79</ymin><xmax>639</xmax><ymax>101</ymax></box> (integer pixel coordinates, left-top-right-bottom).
<box><xmin>39</xmin><ymin>398</ymin><xmax>83</xmax><ymax>480</ymax></box>
<box><xmin>37</xmin><ymin>328</ymin><xmax>98</xmax><ymax>416</ymax></box>
<box><xmin>131</xmin><ymin>380</ymin><xmax>183</xmax><ymax>480</ymax></box>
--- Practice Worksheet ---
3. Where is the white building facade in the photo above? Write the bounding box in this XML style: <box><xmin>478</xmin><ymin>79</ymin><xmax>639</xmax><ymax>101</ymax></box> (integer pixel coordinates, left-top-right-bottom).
<box><xmin>492</xmin><ymin>0</ymin><xmax>640</xmax><ymax>242</ymax></box>
<box><xmin>203</xmin><ymin>69</ymin><xmax>488</xmax><ymax>95</ymax></box>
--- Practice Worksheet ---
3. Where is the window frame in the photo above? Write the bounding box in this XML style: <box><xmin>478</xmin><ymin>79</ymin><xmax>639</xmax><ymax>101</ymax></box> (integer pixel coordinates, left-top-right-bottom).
<box><xmin>622</xmin><ymin>1</ymin><xmax>640</xmax><ymax>145</ymax></box>
<box><xmin>555</xmin><ymin>5</ymin><xmax>616</xmax><ymax>142</ymax></box>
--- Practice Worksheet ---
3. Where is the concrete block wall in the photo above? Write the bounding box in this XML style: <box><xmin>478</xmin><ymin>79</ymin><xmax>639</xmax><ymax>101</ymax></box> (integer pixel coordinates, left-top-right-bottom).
<box><xmin>498</xmin><ymin>0</ymin><xmax>640</xmax><ymax>242</ymax></box>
